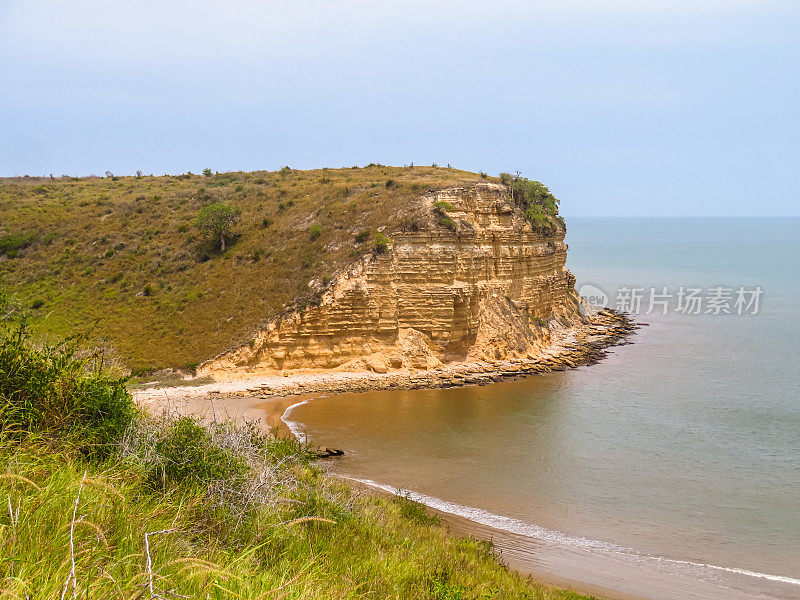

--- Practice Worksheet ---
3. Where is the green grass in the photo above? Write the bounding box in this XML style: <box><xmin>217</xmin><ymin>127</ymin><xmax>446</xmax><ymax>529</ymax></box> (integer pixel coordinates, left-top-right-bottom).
<box><xmin>0</xmin><ymin>442</ymin><xmax>596</xmax><ymax>599</ymax></box>
<box><xmin>0</xmin><ymin>323</ymin><xmax>134</xmax><ymax>458</ymax></box>
<box><xmin>499</xmin><ymin>174</ymin><xmax>563</xmax><ymax>233</ymax></box>
<box><xmin>0</xmin><ymin>166</ymin><xmax>498</xmax><ymax>373</ymax></box>
<box><xmin>0</xmin><ymin>325</ymin><xmax>596</xmax><ymax>599</ymax></box>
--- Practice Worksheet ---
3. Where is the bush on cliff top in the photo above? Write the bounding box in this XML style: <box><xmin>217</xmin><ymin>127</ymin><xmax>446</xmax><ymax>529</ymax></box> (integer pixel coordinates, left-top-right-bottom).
<box><xmin>499</xmin><ymin>172</ymin><xmax>564</xmax><ymax>233</ymax></box>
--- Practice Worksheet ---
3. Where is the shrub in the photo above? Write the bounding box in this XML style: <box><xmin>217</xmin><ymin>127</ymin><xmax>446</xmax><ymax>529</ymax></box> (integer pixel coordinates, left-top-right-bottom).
<box><xmin>202</xmin><ymin>168</ymin><xmax>212</xmax><ymax>177</ymax></box>
<box><xmin>151</xmin><ymin>417</ymin><xmax>249</xmax><ymax>488</ymax></box>
<box><xmin>399</xmin><ymin>217</ymin><xmax>420</xmax><ymax>232</ymax></box>
<box><xmin>385</xmin><ymin>179</ymin><xmax>395</xmax><ymax>188</ymax></box>
<box><xmin>525</xmin><ymin>205</ymin><xmax>547</xmax><ymax>225</ymax></box>
<box><xmin>479</xmin><ymin>171</ymin><xmax>488</xmax><ymax>178</ymax></box>
<box><xmin>433</xmin><ymin>200</ymin><xmax>454</xmax><ymax>214</ymax></box>
<box><xmin>309</xmin><ymin>224</ymin><xmax>322</xmax><ymax>240</ymax></box>
<box><xmin>261</xmin><ymin>217</ymin><xmax>272</xmax><ymax>228</ymax></box>
<box><xmin>0</xmin><ymin>231</ymin><xmax>37</xmax><ymax>257</ymax></box>
<box><xmin>0</xmin><ymin>324</ymin><xmax>136</xmax><ymax>457</ymax></box>
<box><xmin>500</xmin><ymin>172</ymin><xmax>563</xmax><ymax>231</ymax></box>
<box><xmin>374</xmin><ymin>233</ymin><xmax>391</xmax><ymax>254</ymax></box>
<box><xmin>433</xmin><ymin>201</ymin><xmax>457</xmax><ymax>230</ymax></box>
<box><xmin>439</xmin><ymin>216</ymin><xmax>456</xmax><ymax>231</ymax></box>
<box><xmin>30</xmin><ymin>299</ymin><xmax>45</xmax><ymax>310</ymax></box>
<box><xmin>354</xmin><ymin>230</ymin><xmax>370</xmax><ymax>244</ymax></box>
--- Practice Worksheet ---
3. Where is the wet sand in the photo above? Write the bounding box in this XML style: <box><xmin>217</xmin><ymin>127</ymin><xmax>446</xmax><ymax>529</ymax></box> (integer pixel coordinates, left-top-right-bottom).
<box><xmin>136</xmin><ymin>391</ymin><xmax>296</xmax><ymax>437</ymax></box>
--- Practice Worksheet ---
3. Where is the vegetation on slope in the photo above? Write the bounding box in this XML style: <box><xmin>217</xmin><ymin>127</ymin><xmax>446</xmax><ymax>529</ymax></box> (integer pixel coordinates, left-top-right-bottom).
<box><xmin>0</xmin><ymin>166</ymin><xmax>493</xmax><ymax>373</ymax></box>
<box><xmin>499</xmin><ymin>173</ymin><xmax>565</xmax><ymax>233</ymax></box>
<box><xmin>0</xmin><ymin>322</ymin><xmax>594</xmax><ymax>600</ymax></box>
<box><xmin>0</xmin><ymin>165</ymin><xmax>565</xmax><ymax>374</ymax></box>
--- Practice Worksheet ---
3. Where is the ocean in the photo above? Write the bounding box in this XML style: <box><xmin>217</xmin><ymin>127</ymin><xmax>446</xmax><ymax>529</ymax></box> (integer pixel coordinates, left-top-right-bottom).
<box><xmin>283</xmin><ymin>218</ymin><xmax>800</xmax><ymax>600</ymax></box>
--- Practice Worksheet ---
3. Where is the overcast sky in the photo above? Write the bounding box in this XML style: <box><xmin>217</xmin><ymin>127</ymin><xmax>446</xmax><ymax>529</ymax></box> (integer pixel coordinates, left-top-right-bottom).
<box><xmin>1</xmin><ymin>1</ymin><xmax>798</xmax><ymax>216</ymax></box>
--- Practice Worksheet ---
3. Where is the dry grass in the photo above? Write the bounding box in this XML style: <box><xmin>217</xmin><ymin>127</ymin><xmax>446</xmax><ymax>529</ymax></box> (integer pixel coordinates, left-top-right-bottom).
<box><xmin>0</xmin><ymin>165</ymin><xmax>493</xmax><ymax>373</ymax></box>
<box><xmin>0</xmin><ymin>428</ymin><xmax>598</xmax><ymax>600</ymax></box>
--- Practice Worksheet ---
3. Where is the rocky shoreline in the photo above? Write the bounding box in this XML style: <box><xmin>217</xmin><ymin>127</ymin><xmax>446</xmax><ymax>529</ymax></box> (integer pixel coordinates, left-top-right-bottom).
<box><xmin>133</xmin><ymin>309</ymin><xmax>638</xmax><ymax>408</ymax></box>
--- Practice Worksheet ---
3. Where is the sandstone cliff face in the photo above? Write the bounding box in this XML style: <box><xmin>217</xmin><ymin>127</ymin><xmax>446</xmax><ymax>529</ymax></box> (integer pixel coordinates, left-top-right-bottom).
<box><xmin>200</xmin><ymin>183</ymin><xmax>582</xmax><ymax>377</ymax></box>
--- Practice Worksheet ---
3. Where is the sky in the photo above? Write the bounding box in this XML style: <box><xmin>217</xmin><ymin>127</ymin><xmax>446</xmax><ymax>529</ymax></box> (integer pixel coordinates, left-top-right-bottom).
<box><xmin>1</xmin><ymin>0</ymin><xmax>798</xmax><ymax>216</ymax></box>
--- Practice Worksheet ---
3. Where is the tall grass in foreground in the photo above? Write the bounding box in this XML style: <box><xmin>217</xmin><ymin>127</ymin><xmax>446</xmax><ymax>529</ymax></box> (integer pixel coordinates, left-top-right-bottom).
<box><xmin>0</xmin><ymin>444</ymin><xmax>595</xmax><ymax>599</ymax></box>
<box><xmin>0</xmin><ymin>325</ymin><xmax>595</xmax><ymax>599</ymax></box>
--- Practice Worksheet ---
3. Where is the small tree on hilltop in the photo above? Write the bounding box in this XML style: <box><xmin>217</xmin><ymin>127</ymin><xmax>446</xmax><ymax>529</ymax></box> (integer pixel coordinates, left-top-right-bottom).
<box><xmin>195</xmin><ymin>202</ymin><xmax>242</xmax><ymax>252</ymax></box>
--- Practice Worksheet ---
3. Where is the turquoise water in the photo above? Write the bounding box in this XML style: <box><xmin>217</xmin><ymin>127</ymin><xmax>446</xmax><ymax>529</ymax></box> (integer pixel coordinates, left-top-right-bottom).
<box><xmin>287</xmin><ymin>218</ymin><xmax>800</xmax><ymax>597</ymax></box>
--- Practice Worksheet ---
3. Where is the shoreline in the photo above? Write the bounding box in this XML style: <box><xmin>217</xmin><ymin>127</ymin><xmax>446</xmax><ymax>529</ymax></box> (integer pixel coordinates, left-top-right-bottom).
<box><xmin>133</xmin><ymin>308</ymin><xmax>638</xmax><ymax>409</ymax></box>
<box><xmin>132</xmin><ymin>308</ymin><xmax>644</xmax><ymax>600</ymax></box>
<box><xmin>341</xmin><ymin>477</ymin><xmax>800</xmax><ymax>600</ymax></box>
<box><xmin>133</xmin><ymin>311</ymin><xmax>800</xmax><ymax>600</ymax></box>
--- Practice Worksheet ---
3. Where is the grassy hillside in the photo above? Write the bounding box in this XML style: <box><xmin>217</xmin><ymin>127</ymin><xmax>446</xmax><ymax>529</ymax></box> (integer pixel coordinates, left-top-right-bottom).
<box><xmin>0</xmin><ymin>323</ymin><xmax>596</xmax><ymax>600</ymax></box>
<box><xmin>0</xmin><ymin>166</ymin><xmax>493</xmax><ymax>372</ymax></box>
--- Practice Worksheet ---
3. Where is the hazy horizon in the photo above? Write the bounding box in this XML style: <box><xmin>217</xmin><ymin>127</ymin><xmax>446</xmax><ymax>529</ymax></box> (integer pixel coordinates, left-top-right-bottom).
<box><xmin>2</xmin><ymin>1</ymin><xmax>798</xmax><ymax>217</ymax></box>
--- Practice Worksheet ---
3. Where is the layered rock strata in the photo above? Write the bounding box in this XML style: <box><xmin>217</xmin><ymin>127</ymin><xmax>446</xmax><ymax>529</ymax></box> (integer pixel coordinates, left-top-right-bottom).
<box><xmin>200</xmin><ymin>183</ymin><xmax>583</xmax><ymax>378</ymax></box>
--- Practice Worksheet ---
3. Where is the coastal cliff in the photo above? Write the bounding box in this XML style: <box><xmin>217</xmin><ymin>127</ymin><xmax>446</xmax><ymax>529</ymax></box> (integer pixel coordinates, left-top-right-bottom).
<box><xmin>0</xmin><ymin>166</ymin><xmax>594</xmax><ymax>374</ymax></box>
<box><xmin>201</xmin><ymin>183</ymin><xmax>582</xmax><ymax>377</ymax></box>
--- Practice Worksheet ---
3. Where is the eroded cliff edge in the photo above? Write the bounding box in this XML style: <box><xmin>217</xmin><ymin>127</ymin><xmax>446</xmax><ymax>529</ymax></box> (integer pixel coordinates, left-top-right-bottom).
<box><xmin>200</xmin><ymin>183</ymin><xmax>583</xmax><ymax>378</ymax></box>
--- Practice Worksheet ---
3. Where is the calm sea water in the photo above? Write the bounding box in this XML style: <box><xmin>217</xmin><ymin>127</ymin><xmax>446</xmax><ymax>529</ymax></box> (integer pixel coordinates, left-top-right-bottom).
<box><xmin>286</xmin><ymin>218</ymin><xmax>800</xmax><ymax>599</ymax></box>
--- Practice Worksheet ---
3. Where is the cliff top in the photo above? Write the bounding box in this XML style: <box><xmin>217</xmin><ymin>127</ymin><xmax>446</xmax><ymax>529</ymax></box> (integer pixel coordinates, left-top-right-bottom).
<box><xmin>0</xmin><ymin>165</ymin><xmax>561</xmax><ymax>373</ymax></box>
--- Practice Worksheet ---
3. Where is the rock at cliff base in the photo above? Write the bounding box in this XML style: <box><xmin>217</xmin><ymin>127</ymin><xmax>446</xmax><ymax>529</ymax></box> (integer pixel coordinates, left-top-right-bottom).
<box><xmin>364</xmin><ymin>354</ymin><xmax>388</xmax><ymax>374</ymax></box>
